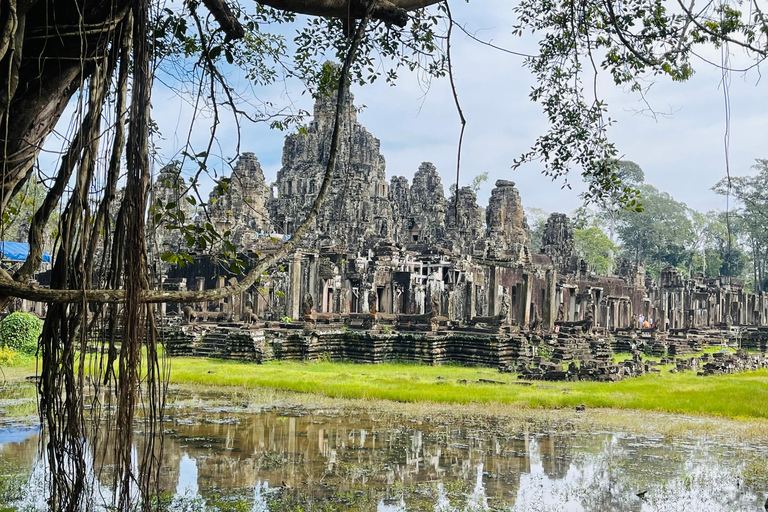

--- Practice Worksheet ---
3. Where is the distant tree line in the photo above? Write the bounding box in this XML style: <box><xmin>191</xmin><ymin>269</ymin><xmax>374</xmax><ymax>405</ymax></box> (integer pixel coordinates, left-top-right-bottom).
<box><xmin>531</xmin><ymin>159</ymin><xmax>760</xmax><ymax>289</ymax></box>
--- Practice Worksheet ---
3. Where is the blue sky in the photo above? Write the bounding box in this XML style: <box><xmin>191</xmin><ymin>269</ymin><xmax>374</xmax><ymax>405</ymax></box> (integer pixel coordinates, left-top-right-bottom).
<box><xmin>149</xmin><ymin>0</ymin><xmax>767</xmax><ymax>218</ymax></box>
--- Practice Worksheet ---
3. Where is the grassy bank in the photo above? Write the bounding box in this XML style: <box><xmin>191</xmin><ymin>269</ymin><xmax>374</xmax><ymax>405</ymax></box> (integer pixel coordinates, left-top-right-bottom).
<box><xmin>167</xmin><ymin>358</ymin><xmax>768</xmax><ymax>419</ymax></box>
<box><xmin>5</xmin><ymin>356</ymin><xmax>768</xmax><ymax>420</ymax></box>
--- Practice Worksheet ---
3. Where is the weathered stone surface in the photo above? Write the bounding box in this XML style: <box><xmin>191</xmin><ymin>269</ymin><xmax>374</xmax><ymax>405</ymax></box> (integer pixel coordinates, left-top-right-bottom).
<box><xmin>268</xmin><ymin>89</ymin><xmax>392</xmax><ymax>251</ymax></box>
<box><xmin>388</xmin><ymin>175</ymin><xmax>410</xmax><ymax>244</ymax></box>
<box><xmin>142</xmin><ymin>77</ymin><xmax>768</xmax><ymax>345</ymax></box>
<box><xmin>207</xmin><ymin>152</ymin><xmax>271</xmax><ymax>248</ymax></box>
<box><xmin>150</xmin><ymin>162</ymin><xmax>193</xmax><ymax>255</ymax></box>
<box><xmin>615</xmin><ymin>257</ymin><xmax>645</xmax><ymax>287</ymax></box>
<box><xmin>540</xmin><ymin>213</ymin><xmax>575</xmax><ymax>274</ymax></box>
<box><xmin>406</xmin><ymin>162</ymin><xmax>448</xmax><ymax>246</ymax></box>
<box><xmin>446</xmin><ymin>186</ymin><xmax>484</xmax><ymax>255</ymax></box>
<box><xmin>485</xmin><ymin>180</ymin><xmax>531</xmax><ymax>263</ymax></box>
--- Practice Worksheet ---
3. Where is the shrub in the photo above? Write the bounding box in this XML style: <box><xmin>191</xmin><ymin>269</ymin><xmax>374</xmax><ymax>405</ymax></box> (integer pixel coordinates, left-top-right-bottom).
<box><xmin>0</xmin><ymin>312</ymin><xmax>42</xmax><ymax>355</ymax></box>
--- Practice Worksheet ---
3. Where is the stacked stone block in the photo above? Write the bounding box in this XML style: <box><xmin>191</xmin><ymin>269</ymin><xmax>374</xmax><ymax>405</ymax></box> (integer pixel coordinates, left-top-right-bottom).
<box><xmin>194</xmin><ymin>327</ymin><xmax>271</xmax><ymax>362</ymax></box>
<box><xmin>159</xmin><ymin>325</ymin><xmax>198</xmax><ymax>357</ymax></box>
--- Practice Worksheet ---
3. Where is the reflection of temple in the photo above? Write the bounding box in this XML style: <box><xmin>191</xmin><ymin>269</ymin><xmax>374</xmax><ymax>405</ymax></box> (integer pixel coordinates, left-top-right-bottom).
<box><xmin>150</xmin><ymin>89</ymin><xmax>768</xmax><ymax>334</ymax></box>
<box><xmin>537</xmin><ymin>433</ymin><xmax>573</xmax><ymax>480</ymax></box>
<box><xmin>5</xmin><ymin>411</ymin><xmax>760</xmax><ymax>511</ymax></box>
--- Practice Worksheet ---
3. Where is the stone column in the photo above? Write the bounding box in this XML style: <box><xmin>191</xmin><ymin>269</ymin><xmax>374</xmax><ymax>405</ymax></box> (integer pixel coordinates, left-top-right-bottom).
<box><xmin>228</xmin><ymin>277</ymin><xmax>240</xmax><ymax>321</ymax></box>
<box><xmin>216</xmin><ymin>276</ymin><xmax>226</xmax><ymax>313</ymax></box>
<box><xmin>361</xmin><ymin>283</ymin><xmax>370</xmax><ymax>314</ymax></box>
<box><xmin>489</xmin><ymin>266</ymin><xmax>499</xmax><ymax>316</ymax></box>
<box><xmin>308</xmin><ymin>256</ymin><xmax>318</xmax><ymax>307</ymax></box>
<box><xmin>159</xmin><ymin>274</ymin><xmax>167</xmax><ymax>317</ymax></box>
<box><xmin>339</xmin><ymin>287</ymin><xmax>350</xmax><ymax>315</ymax></box>
<box><xmin>27</xmin><ymin>281</ymin><xmax>41</xmax><ymax>316</ymax></box>
<box><xmin>469</xmin><ymin>282</ymin><xmax>477</xmax><ymax>320</ymax></box>
<box><xmin>542</xmin><ymin>269</ymin><xmax>556</xmax><ymax>331</ymax></box>
<box><xmin>332</xmin><ymin>287</ymin><xmax>340</xmax><ymax>314</ymax></box>
<box><xmin>196</xmin><ymin>277</ymin><xmax>207</xmax><ymax>312</ymax></box>
<box><xmin>288</xmin><ymin>251</ymin><xmax>302</xmax><ymax>321</ymax></box>
<box><xmin>521</xmin><ymin>273</ymin><xmax>532</xmax><ymax>326</ymax></box>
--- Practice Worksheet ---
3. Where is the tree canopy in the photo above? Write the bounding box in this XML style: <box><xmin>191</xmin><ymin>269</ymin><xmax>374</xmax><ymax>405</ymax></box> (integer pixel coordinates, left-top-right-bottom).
<box><xmin>616</xmin><ymin>183</ymin><xmax>695</xmax><ymax>272</ymax></box>
<box><xmin>575</xmin><ymin>226</ymin><xmax>617</xmax><ymax>275</ymax></box>
<box><xmin>714</xmin><ymin>159</ymin><xmax>768</xmax><ymax>290</ymax></box>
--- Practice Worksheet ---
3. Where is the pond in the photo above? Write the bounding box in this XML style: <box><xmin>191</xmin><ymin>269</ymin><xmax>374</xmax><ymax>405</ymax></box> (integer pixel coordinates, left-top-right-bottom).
<box><xmin>1</xmin><ymin>385</ymin><xmax>767</xmax><ymax>511</ymax></box>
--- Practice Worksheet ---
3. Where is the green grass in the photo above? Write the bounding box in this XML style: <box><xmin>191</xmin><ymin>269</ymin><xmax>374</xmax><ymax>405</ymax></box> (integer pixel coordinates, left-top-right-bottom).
<box><xmin>166</xmin><ymin>358</ymin><xmax>768</xmax><ymax>419</ymax></box>
<box><xmin>5</xmin><ymin>353</ymin><xmax>768</xmax><ymax>420</ymax></box>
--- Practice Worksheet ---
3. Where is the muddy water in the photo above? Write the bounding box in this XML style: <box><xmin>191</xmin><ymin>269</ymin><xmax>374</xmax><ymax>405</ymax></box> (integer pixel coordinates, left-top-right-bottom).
<box><xmin>1</xmin><ymin>386</ymin><xmax>768</xmax><ymax>511</ymax></box>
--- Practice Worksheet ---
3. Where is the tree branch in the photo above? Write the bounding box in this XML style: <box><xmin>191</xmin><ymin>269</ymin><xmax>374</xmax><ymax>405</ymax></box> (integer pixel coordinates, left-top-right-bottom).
<box><xmin>256</xmin><ymin>0</ymin><xmax>440</xmax><ymax>27</ymax></box>
<box><xmin>202</xmin><ymin>0</ymin><xmax>245</xmax><ymax>39</ymax></box>
<box><xmin>0</xmin><ymin>0</ymin><xmax>377</xmax><ymax>306</ymax></box>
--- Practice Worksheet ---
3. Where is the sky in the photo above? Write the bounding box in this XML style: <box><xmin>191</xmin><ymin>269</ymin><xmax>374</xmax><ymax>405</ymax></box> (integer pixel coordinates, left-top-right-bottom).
<box><xmin>150</xmin><ymin>0</ymin><xmax>768</xmax><ymax>218</ymax></box>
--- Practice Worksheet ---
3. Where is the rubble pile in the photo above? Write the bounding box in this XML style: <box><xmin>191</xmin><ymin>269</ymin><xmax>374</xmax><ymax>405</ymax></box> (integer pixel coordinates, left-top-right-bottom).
<box><xmin>589</xmin><ymin>338</ymin><xmax>613</xmax><ymax>360</ymax></box>
<box><xmin>645</xmin><ymin>340</ymin><xmax>667</xmax><ymax>357</ymax></box>
<box><xmin>697</xmin><ymin>349</ymin><xmax>768</xmax><ymax>376</ymax></box>
<box><xmin>578</xmin><ymin>359</ymin><xmax>624</xmax><ymax>382</ymax></box>
<box><xmin>517</xmin><ymin>360</ymin><xmax>572</xmax><ymax>381</ymax></box>
<box><xmin>686</xmin><ymin>328</ymin><xmax>729</xmax><ymax>348</ymax></box>
<box><xmin>673</xmin><ymin>356</ymin><xmax>700</xmax><ymax>372</ymax></box>
<box><xmin>517</xmin><ymin>353</ymin><xmax>648</xmax><ymax>382</ymax></box>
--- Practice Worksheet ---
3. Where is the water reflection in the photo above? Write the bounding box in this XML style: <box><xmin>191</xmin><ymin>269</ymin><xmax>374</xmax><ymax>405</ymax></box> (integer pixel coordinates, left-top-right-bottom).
<box><xmin>171</xmin><ymin>453</ymin><xmax>205</xmax><ymax>511</ymax></box>
<box><xmin>2</xmin><ymin>402</ymin><xmax>767</xmax><ymax>511</ymax></box>
<box><xmin>12</xmin><ymin>442</ymin><xmax>130</xmax><ymax>512</ymax></box>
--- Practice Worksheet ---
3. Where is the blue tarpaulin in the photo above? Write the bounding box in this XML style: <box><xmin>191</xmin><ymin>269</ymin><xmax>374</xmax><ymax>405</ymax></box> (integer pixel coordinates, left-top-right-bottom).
<box><xmin>0</xmin><ymin>241</ymin><xmax>51</xmax><ymax>262</ymax></box>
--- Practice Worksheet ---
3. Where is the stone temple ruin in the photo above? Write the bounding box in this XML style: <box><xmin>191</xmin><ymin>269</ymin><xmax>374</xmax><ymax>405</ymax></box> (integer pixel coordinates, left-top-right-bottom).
<box><xmin>146</xmin><ymin>89</ymin><xmax>768</xmax><ymax>381</ymax></box>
